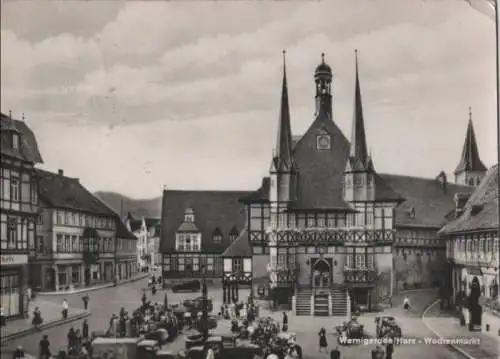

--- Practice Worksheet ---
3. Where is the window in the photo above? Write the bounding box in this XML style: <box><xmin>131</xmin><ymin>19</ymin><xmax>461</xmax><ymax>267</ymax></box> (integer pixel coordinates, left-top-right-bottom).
<box><xmin>12</xmin><ymin>134</ymin><xmax>19</xmax><ymax>149</ymax></box>
<box><xmin>184</xmin><ymin>208</ymin><xmax>195</xmax><ymax>222</ymax></box>
<box><xmin>374</xmin><ymin>208</ymin><xmax>383</xmax><ymax>229</ymax></box>
<box><xmin>65</xmin><ymin>235</ymin><xmax>71</xmax><ymax>252</ymax></box>
<box><xmin>72</xmin><ymin>236</ymin><xmax>78</xmax><ymax>252</ymax></box>
<box><xmin>30</xmin><ymin>182</ymin><xmax>37</xmax><ymax>205</ymax></box>
<box><xmin>7</xmin><ymin>217</ymin><xmax>17</xmax><ymax>249</ymax></box>
<box><xmin>317</xmin><ymin>218</ymin><xmax>326</xmax><ymax>228</ymax></box>
<box><xmin>233</xmin><ymin>258</ymin><xmax>243</xmax><ymax>273</ymax></box>
<box><xmin>212</xmin><ymin>229</ymin><xmax>222</xmax><ymax>244</ymax></box>
<box><xmin>229</xmin><ymin>227</ymin><xmax>238</xmax><ymax>242</ymax></box>
<box><xmin>1</xmin><ymin>273</ymin><xmax>21</xmax><ymax>317</ymax></box>
<box><xmin>383</xmin><ymin>208</ymin><xmax>393</xmax><ymax>229</ymax></box>
<box><xmin>37</xmin><ymin>210</ymin><xmax>44</xmax><ymax>225</ymax></box>
<box><xmin>355</xmin><ymin>254</ymin><xmax>365</xmax><ymax>269</ymax></box>
<box><xmin>56</xmin><ymin>234</ymin><xmax>63</xmax><ymax>252</ymax></box>
<box><xmin>57</xmin><ymin>211</ymin><xmax>64</xmax><ymax>225</ymax></box>
<box><xmin>65</xmin><ymin>212</ymin><xmax>70</xmax><ymax>225</ymax></box>
<box><xmin>366</xmin><ymin>208</ymin><xmax>373</xmax><ymax>227</ymax></box>
<box><xmin>10</xmin><ymin>177</ymin><xmax>19</xmax><ymax>202</ymax></box>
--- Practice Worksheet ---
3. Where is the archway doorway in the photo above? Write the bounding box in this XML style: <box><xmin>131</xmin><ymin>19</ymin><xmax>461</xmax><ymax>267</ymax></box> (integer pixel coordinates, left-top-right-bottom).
<box><xmin>312</xmin><ymin>258</ymin><xmax>331</xmax><ymax>288</ymax></box>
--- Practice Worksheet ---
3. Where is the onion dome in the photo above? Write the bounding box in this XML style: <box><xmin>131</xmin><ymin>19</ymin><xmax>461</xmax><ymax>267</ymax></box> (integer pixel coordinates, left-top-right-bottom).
<box><xmin>314</xmin><ymin>53</ymin><xmax>332</xmax><ymax>79</ymax></box>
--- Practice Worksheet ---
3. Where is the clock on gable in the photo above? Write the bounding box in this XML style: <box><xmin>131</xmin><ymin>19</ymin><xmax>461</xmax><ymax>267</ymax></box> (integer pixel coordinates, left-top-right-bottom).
<box><xmin>316</xmin><ymin>134</ymin><xmax>331</xmax><ymax>150</ymax></box>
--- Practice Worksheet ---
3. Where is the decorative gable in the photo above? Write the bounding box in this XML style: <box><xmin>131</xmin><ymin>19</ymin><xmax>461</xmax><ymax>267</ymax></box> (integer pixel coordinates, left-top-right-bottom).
<box><xmin>175</xmin><ymin>208</ymin><xmax>201</xmax><ymax>252</ymax></box>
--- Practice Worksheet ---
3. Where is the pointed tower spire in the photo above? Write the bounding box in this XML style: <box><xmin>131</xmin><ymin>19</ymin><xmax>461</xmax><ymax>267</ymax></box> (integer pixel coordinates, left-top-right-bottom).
<box><xmin>454</xmin><ymin>107</ymin><xmax>487</xmax><ymax>175</ymax></box>
<box><xmin>273</xmin><ymin>49</ymin><xmax>294</xmax><ymax>171</ymax></box>
<box><xmin>349</xmin><ymin>49</ymin><xmax>369</xmax><ymax>169</ymax></box>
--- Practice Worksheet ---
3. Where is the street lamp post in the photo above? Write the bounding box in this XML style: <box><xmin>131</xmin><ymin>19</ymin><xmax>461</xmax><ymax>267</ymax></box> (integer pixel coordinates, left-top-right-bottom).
<box><xmin>201</xmin><ymin>265</ymin><xmax>209</xmax><ymax>340</ymax></box>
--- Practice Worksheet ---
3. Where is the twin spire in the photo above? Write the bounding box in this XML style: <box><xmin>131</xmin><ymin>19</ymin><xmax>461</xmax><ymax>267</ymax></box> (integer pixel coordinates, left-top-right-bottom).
<box><xmin>273</xmin><ymin>50</ymin><xmax>295</xmax><ymax>172</ymax></box>
<box><xmin>348</xmin><ymin>49</ymin><xmax>372</xmax><ymax>172</ymax></box>
<box><xmin>273</xmin><ymin>49</ymin><xmax>372</xmax><ymax>173</ymax></box>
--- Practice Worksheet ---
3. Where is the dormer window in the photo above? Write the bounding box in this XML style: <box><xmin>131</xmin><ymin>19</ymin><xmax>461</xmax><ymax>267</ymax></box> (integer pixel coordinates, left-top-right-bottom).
<box><xmin>212</xmin><ymin>228</ymin><xmax>222</xmax><ymax>244</ymax></box>
<box><xmin>12</xmin><ymin>134</ymin><xmax>19</xmax><ymax>150</ymax></box>
<box><xmin>229</xmin><ymin>227</ymin><xmax>239</xmax><ymax>242</ymax></box>
<box><xmin>184</xmin><ymin>208</ymin><xmax>195</xmax><ymax>222</ymax></box>
<box><xmin>409</xmin><ymin>207</ymin><xmax>416</xmax><ymax>218</ymax></box>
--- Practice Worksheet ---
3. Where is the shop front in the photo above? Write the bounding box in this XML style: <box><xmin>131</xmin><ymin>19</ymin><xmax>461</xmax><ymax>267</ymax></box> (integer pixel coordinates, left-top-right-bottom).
<box><xmin>1</xmin><ymin>254</ymin><xmax>28</xmax><ymax>318</ymax></box>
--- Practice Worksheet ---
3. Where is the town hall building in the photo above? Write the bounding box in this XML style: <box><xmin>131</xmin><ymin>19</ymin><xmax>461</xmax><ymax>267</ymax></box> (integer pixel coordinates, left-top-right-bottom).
<box><xmin>160</xmin><ymin>51</ymin><xmax>488</xmax><ymax>316</ymax></box>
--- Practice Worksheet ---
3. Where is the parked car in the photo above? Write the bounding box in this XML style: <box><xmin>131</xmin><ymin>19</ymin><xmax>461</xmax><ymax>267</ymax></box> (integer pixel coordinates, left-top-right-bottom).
<box><xmin>172</xmin><ymin>280</ymin><xmax>201</xmax><ymax>293</ymax></box>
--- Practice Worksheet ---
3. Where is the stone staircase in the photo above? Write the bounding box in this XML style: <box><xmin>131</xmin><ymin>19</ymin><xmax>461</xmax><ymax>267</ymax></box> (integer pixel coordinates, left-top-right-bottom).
<box><xmin>314</xmin><ymin>293</ymin><xmax>330</xmax><ymax>316</ymax></box>
<box><xmin>295</xmin><ymin>288</ymin><xmax>312</xmax><ymax>316</ymax></box>
<box><xmin>331</xmin><ymin>287</ymin><xmax>348</xmax><ymax>316</ymax></box>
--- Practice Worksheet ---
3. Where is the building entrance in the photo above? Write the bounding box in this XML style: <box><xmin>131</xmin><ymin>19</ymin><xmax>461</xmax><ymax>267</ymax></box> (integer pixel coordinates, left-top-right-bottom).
<box><xmin>311</xmin><ymin>258</ymin><xmax>331</xmax><ymax>289</ymax></box>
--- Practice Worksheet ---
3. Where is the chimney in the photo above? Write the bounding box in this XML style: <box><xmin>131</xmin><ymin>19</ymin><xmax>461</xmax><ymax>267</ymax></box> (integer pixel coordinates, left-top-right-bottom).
<box><xmin>58</xmin><ymin>169</ymin><xmax>64</xmax><ymax>176</ymax></box>
<box><xmin>454</xmin><ymin>192</ymin><xmax>470</xmax><ymax>217</ymax></box>
<box><xmin>436</xmin><ymin>171</ymin><xmax>447</xmax><ymax>191</ymax></box>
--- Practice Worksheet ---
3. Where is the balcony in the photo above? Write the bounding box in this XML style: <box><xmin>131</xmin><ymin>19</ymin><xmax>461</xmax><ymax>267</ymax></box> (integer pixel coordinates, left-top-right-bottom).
<box><xmin>268</xmin><ymin>265</ymin><xmax>297</xmax><ymax>287</ymax></box>
<box><xmin>343</xmin><ymin>268</ymin><xmax>377</xmax><ymax>284</ymax></box>
<box><xmin>266</xmin><ymin>227</ymin><xmax>395</xmax><ymax>245</ymax></box>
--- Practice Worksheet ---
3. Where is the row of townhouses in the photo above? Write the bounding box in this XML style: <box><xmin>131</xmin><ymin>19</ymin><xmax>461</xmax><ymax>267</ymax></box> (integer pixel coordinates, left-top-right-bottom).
<box><xmin>1</xmin><ymin>111</ymin><xmax>138</xmax><ymax>319</ymax></box>
<box><xmin>124</xmin><ymin>213</ymin><xmax>161</xmax><ymax>272</ymax></box>
<box><xmin>158</xmin><ymin>53</ymin><xmax>498</xmax><ymax>316</ymax></box>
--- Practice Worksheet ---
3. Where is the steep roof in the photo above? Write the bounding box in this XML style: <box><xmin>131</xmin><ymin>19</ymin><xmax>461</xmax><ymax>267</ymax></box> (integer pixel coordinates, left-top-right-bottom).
<box><xmin>271</xmin><ymin>51</ymin><xmax>295</xmax><ymax>173</ymax></box>
<box><xmin>440</xmin><ymin>165</ymin><xmax>498</xmax><ymax>234</ymax></box>
<box><xmin>454</xmin><ymin>114</ymin><xmax>487</xmax><ymax>174</ymax></box>
<box><xmin>240</xmin><ymin>177</ymin><xmax>270</xmax><ymax>203</ymax></box>
<box><xmin>380</xmin><ymin>173</ymin><xmax>475</xmax><ymax>228</ymax></box>
<box><xmin>222</xmin><ymin>228</ymin><xmax>252</xmax><ymax>257</ymax></box>
<box><xmin>348</xmin><ymin>51</ymin><xmax>369</xmax><ymax>170</ymax></box>
<box><xmin>1</xmin><ymin>112</ymin><xmax>43</xmax><ymax>164</ymax></box>
<box><xmin>290</xmin><ymin>106</ymin><xmax>351</xmax><ymax>210</ymax></box>
<box><xmin>128</xmin><ymin>217</ymin><xmax>161</xmax><ymax>232</ymax></box>
<box><xmin>116</xmin><ymin>219</ymin><xmax>137</xmax><ymax>239</ymax></box>
<box><xmin>160</xmin><ymin>190</ymin><xmax>251</xmax><ymax>253</ymax></box>
<box><xmin>36</xmin><ymin>169</ymin><xmax>116</xmax><ymax>215</ymax></box>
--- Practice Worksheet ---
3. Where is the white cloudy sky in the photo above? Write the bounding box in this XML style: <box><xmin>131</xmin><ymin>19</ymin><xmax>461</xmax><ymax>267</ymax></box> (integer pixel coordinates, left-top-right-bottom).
<box><xmin>1</xmin><ymin>0</ymin><xmax>496</xmax><ymax>198</ymax></box>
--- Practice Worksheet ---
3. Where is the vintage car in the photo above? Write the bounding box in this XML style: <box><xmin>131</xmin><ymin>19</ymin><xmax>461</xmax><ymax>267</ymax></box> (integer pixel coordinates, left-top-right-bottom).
<box><xmin>184</xmin><ymin>330</ymin><xmax>204</xmax><ymax>350</ymax></box>
<box><xmin>91</xmin><ymin>337</ymin><xmax>160</xmax><ymax>359</ymax></box>
<box><xmin>205</xmin><ymin>335</ymin><xmax>261</xmax><ymax>359</ymax></box>
<box><xmin>335</xmin><ymin>319</ymin><xmax>365</xmax><ymax>343</ymax></box>
<box><xmin>375</xmin><ymin>316</ymin><xmax>402</xmax><ymax>339</ymax></box>
<box><xmin>144</xmin><ymin>328</ymin><xmax>169</xmax><ymax>345</ymax></box>
<box><xmin>183</xmin><ymin>297</ymin><xmax>214</xmax><ymax>313</ymax></box>
<box><xmin>172</xmin><ymin>280</ymin><xmax>201</xmax><ymax>293</ymax></box>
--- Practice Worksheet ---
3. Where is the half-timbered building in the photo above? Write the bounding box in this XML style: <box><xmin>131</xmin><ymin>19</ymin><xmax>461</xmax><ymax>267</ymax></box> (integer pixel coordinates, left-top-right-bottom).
<box><xmin>160</xmin><ymin>190</ymin><xmax>250</xmax><ymax>285</ymax></box>
<box><xmin>440</xmin><ymin>164</ymin><xmax>499</xmax><ymax>317</ymax></box>
<box><xmin>159</xmin><ymin>51</ymin><xmax>488</xmax><ymax>316</ymax></box>
<box><xmin>1</xmin><ymin>111</ymin><xmax>43</xmax><ymax>319</ymax></box>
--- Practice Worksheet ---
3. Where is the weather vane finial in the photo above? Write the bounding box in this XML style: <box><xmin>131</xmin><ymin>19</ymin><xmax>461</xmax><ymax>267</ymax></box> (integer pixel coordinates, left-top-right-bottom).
<box><xmin>321</xmin><ymin>52</ymin><xmax>325</xmax><ymax>63</ymax></box>
<box><xmin>468</xmin><ymin>106</ymin><xmax>472</xmax><ymax>120</ymax></box>
<box><xmin>22</xmin><ymin>112</ymin><xmax>25</xmax><ymax>121</ymax></box>
<box><xmin>8</xmin><ymin>110</ymin><xmax>12</xmax><ymax>119</ymax></box>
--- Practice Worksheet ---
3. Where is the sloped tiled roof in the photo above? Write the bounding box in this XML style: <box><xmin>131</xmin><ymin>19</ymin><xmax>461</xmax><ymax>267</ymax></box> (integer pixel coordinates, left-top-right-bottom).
<box><xmin>240</xmin><ymin>177</ymin><xmax>270</xmax><ymax>203</ymax></box>
<box><xmin>1</xmin><ymin>112</ymin><xmax>43</xmax><ymax>164</ymax></box>
<box><xmin>222</xmin><ymin>228</ymin><xmax>252</xmax><ymax>257</ymax></box>
<box><xmin>440</xmin><ymin>165</ymin><xmax>498</xmax><ymax>234</ymax></box>
<box><xmin>116</xmin><ymin>220</ymin><xmax>137</xmax><ymax>239</ymax></box>
<box><xmin>291</xmin><ymin>110</ymin><xmax>351</xmax><ymax>210</ymax></box>
<box><xmin>379</xmin><ymin>173</ymin><xmax>475</xmax><ymax>228</ymax></box>
<box><xmin>128</xmin><ymin>217</ymin><xmax>161</xmax><ymax>232</ymax></box>
<box><xmin>160</xmin><ymin>190</ymin><xmax>251</xmax><ymax>253</ymax></box>
<box><xmin>36</xmin><ymin>169</ymin><xmax>116</xmax><ymax>215</ymax></box>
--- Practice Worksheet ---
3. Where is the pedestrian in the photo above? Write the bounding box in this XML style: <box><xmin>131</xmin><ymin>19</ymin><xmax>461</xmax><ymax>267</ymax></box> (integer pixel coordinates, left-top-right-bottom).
<box><xmin>330</xmin><ymin>345</ymin><xmax>341</xmax><ymax>359</ymax></box>
<box><xmin>386</xmin><ymin>342</ymin><xmax>394</xmax><ymax>359</ymax></box>
<box><xmin>82</xmin><ymin>318</ymin><xmax>89</xmax><ymax>339</ymax></box>
<box><xmin>67</xmin><ymin>327</ymin><xmax>76</xmax><ymax>351</ymax></box>
<box><xmin>318</xmin><ymin>327</ymin><xmax>328</xmax><ymax>353</ymax></box>
<box><xmin>282</xmin><ymin>311</ymin><xmax>288</xmax><ymax>332</ymax></box>
<box><xmin>388</xmin><ymin>296</ymin><xmax>393</xmax><ymax>308</ymax></box>
<box><xmin>403</xmin><ymin>296</ymin><xmax>410</xmax><ymax>311</ymax></box>
<box><xmin>12</xmin><ymin>345</ymin><xmax>25</xmax><ymax>359</ymax></box>
<box><xmin>82</xmin><ymin>294</ymin><xmax>89</xmax><ymax>310</ymax></box>
<box><xmin>62</xmin><ymin>298</ymin><xmax>69</xmax><ymax>319</ymax></box>
<box><xmin>32</xmin><ymin>306</ymin><xmax>43</xmax><ymax>328</ymax></box>
<box><xmin>141</xmin><ymin>291</ymin><xmax>147</xmax><ymax>306</ymax></box>
<box><xmin>0</xmin><ymin>306</ymin><xmax>5</xmax><ymax>327</ymax></box>
<box><xmin>39</xmin><ymin>334</ymin><xmax>51</xmax><ymax>359</ymax></box>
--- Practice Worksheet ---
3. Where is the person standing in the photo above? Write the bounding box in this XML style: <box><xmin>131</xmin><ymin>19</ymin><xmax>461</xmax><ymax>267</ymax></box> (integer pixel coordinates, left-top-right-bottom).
<box><xmin>39</xmin><ymin>334</ymin><xmax>51</xmax><ymax>359</ymax></box>
<box><xmin>403</xmin><ymin>296</ymin><xmax>410</xmax><ymax>311</ymax></box>
<box><xmin>82</xmin><ymin>318</ymin><xmax>89</xmax><ymax>339</ymax></box>
<box><xmin>330</xmin><ymin>345</ymin><xmax>341</xmax><ymax>359</ymax></box>
<box><xmin>62</xmin><ymin>299</ymin><xmax>69</xmax><ymax>319</ymax></box>
<box><xmin>386</xmin><ymin>342</ymin><xmax>394</xmax><ymax>359</ymax></box>
<box><xmin>0</xmin><ymin>306</ymin><xmax>5</xmax><ymax>327</ymax></box>
<box><xmin>82</xmin><ymin>294</ymin><xmax>89</xmax><ymax>310</ymax></box>
<box><xmin>282</xmin><ymin>312</ymin><xmax>288</xmax><ymax>332</ymax></box>
<box><xmin>318</xmin><ymin>327</ymin><xmax>328</xmax><ymax>353</ymax></box>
